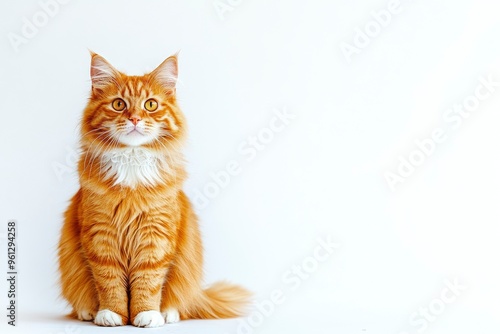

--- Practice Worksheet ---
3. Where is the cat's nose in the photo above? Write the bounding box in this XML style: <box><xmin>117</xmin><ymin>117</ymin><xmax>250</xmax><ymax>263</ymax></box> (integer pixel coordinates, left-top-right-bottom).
<box><xmin>129</xmin><ymin>115</ymin><xmax>141</xmax><ymax>126</ymax></box>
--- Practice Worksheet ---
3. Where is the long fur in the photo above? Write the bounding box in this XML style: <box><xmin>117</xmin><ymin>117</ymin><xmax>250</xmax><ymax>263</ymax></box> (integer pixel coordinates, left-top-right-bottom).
<box><xmin>58</xmin><ymin>53</ymin><xmax>250</xmax><ymax>327</ymax></box>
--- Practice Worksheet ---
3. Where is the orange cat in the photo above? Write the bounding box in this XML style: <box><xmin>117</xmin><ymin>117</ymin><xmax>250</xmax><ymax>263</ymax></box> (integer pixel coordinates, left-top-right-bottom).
<box><xmin>58</xmin><ymin>52</ymin><xmax>250</xmax><ymax>327</ymax></box>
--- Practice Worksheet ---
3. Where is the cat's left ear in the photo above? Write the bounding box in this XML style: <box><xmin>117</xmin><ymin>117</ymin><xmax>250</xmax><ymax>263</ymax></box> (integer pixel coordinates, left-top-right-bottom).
<box><xmin>151</xmin><ymin>54</ymin><xmax>178</xmax><ymax>94</ymax></box>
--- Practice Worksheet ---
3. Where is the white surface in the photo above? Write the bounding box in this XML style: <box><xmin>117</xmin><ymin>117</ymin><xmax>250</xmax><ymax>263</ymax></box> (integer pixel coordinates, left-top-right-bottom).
<box><xmin>1</xmin><ymin>0</ymin><xmax>500</xmax><ymax>333</ymax></box>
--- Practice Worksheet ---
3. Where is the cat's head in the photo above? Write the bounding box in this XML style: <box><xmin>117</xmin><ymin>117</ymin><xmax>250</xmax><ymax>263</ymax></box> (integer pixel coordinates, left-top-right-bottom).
<box><xmin>81</xmin><ymin>52</ymin><xmax>186</xmax><ymax>152</ymax></box>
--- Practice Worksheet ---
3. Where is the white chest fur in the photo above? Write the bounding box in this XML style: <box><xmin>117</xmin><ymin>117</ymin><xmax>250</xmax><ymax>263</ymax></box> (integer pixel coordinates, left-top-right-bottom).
<box><xmin>100</xmin><ymin>147</ymin><xmax>168</xmax><ymax>188</ymax></box>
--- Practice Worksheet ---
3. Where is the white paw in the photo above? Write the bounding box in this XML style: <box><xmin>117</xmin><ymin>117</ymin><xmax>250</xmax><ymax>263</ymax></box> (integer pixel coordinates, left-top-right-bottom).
<box><xmin>133</xmin><ymin>310</ymin><xmax>165</xmax><ymax>328</ymax></box>
<box><xmin>94</xmin><ymin>309</ymin><xmax>123</xmax><ymax>327</ymax></box>
<box><xmin>77</xmin><ymin>309</ymin><xmax>94</xmax><ymax>321</ymax></box>
<box><xmin>163</xmin><ymin>308</ymin><xmax>180</xmax><ymax>324</ymax></box>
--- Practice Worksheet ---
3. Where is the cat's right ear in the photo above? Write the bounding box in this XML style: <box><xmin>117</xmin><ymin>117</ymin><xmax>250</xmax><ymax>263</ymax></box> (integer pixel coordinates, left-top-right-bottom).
<box><xmin>89</xmin><ymin>52</ymin><xmax>119</xmax><ymax>91</ymax></box>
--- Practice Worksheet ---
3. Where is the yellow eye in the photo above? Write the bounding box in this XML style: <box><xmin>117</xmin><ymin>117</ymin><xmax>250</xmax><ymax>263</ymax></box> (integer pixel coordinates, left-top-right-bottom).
<box><xmin>144</xmin><ymin>99</ymin><xmax>158</xmax><ymax>112</ymax></box>
<box><xmin>112</xmin><ymin>98</ymin><xmax>126</xmax><ymax>111</ymax></box>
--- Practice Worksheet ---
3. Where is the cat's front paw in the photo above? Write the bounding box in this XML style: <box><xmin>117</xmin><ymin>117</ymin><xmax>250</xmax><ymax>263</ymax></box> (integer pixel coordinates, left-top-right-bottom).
<box><xmin>163</xmin><ymin>308</ymin><xmax>180</xmax><ymax>324</ymax></box>
<box><xmin>133</xmin><ymin>310</ymin><xmax>165</xmax><ymax>328</ymax></box>
<box><xmin>94</xmin><ymin>309</ymin><xmax>124</xmax><ymax>326</ymax></box>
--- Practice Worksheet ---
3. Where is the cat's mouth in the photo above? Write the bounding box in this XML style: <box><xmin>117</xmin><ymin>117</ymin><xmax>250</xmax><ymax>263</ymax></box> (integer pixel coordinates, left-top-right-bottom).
<box><xmin>126</xmin><ymin>128</ymin><xmax>145</xmax><ymax>136</ymax></box>
<box><xmin>115</xmin><ymin>124</ymin><xmax>159</xmax><ymax>147</ymax></box>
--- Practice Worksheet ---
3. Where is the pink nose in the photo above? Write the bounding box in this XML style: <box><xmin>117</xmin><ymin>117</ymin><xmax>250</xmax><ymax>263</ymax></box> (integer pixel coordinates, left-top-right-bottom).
<box><xmin>129</xmin><ymin>116</ymin><xmax>141</xmax><ymax>126</ymax></box>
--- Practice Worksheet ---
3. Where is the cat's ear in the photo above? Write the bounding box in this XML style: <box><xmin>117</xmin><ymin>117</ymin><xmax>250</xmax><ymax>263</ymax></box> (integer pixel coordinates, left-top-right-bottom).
<box><xmin>150</xmin><ymin>54</ymin><xmax>178</xmax><ymax>93</ymax></box>
<box><xmin>89</xmin><ymin>52</ymin><xmax>119</xmax><ymax>90</ymax></box>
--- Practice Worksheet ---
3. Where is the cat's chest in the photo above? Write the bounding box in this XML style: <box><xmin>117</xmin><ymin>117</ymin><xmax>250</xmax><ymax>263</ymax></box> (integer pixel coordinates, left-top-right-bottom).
<box><xmin>100</xmin><ymin>147</ymin><xmax>166</xmax><ymax>188</ymax></box>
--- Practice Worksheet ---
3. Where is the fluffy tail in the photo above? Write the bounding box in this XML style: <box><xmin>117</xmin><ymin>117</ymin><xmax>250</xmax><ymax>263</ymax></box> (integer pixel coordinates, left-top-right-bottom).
<box><xmin>184</xmin><ymin>281</ymin><xmax>252</xmax><ymax>319</ymax></box>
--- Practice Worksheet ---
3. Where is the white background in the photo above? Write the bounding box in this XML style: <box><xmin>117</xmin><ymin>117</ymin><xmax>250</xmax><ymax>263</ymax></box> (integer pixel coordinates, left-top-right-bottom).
<box><xmin>1</xmin><ymin>0</ymin><xmax>500</xmax><ymax>333</ymax></box>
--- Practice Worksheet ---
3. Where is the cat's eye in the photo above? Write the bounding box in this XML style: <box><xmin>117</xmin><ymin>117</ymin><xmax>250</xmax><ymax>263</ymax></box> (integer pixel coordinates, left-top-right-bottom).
<box><xmin>112</xmin><ymin>98</ymin><xmax>126</xmax><ymax>112</ymax></box>
<box><xmin>144</xmin><ymin>99</ymin><xmax>158</xmax><ymax>112</ymax></box>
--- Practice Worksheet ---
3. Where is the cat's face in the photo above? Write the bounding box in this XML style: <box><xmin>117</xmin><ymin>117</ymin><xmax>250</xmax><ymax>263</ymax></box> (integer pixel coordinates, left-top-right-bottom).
<box><xmin>81</xmin><ymin>53</ymin><xmax>185</xmax><ymax>151</ymax></box>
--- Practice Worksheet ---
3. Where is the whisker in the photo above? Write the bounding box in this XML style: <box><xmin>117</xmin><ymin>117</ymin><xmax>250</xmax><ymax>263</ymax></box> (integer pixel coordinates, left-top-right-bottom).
<box><xmin>82</xmin><ymin>130</ymin><xmax>109</xmax><ymax>173</ymax></box>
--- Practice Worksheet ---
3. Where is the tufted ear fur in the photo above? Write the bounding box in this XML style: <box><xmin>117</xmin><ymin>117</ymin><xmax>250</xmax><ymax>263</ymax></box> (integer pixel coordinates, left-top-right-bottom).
<box><xmin>89</xmin><ymin>52</ymin><xmax>120</xmax><ymax>91</ymax></box>
<box><xmin>150</xmin><ymin>54</ymin><xmax>178</xmax><ymax>94</ymax></box>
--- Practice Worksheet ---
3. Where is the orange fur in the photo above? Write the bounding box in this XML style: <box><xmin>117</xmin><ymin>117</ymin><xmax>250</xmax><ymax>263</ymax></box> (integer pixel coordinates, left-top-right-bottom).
<box><xmin>58</xmin><ymin>53</ymin><xmax>251</xmax><ymax>327</ymax></box>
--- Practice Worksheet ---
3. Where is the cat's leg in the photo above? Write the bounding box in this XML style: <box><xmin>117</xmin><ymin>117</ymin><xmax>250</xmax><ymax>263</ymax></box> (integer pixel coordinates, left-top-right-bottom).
<box><xmin>58</xmin><ymin>190</ymin><xmax>99</xmax><ymax>321</ymax></box>
<box><xmin>160</xmin><ymin>201</ymin><xmax>251</xmax><ymax>321</ymax></box>
<box><xmin>80</xmin><ymin>221</ymin><xmax>129</xmax><ymax>326</ymax></box>
<box><xmin>129</xmin><ymin>217</ymin><xmax>173</xmax><ymax>328</ymax></box>
<box><xmin>160</xmin><ymin>196</ymin><xmax>203</xmax><ymax>323</ymax></box>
